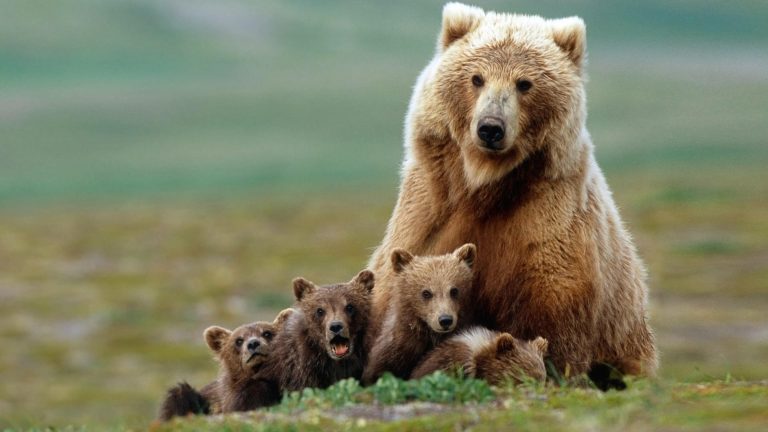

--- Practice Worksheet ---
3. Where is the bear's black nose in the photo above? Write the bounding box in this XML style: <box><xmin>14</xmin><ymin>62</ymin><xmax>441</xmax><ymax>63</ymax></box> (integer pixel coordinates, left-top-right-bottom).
<box><xmin>438</xmin><ymin>315</ymin><xmax>454</xmax><ymax>330</ymax></box>
<box><xmin>329</xmin><ymin>321</ymin><xmax>344</xmax><ymax>334</ymax></box>
<box><xmin>477</xmin><ymin>120</ymin><xmax>505</xmax><ymax>149</ymax></box>
<box><xmin>247</xmin><ymin>339</ymin><xmax>261</xmax><ymax>353</ymax></box>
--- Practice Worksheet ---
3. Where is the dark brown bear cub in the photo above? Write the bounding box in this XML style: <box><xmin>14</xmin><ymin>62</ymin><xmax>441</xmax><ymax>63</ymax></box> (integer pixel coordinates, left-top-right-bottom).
<box><xmin>260</xmin><ymin>270</ymin><xmax>374</xmax><ymax>392</ymax></box>
<box><xmin>411</xmin><ymin>327</ymin><xmax>548</xmax><ymax>385</ymax></box>
<box><xmin>362</xmin><ymin>244</ymin><xmax>475</xmax><ymax>385</ymax></box>
<box><xmin>157</xmin><ymin>309</ymin><xmax>292</xmax><ymax>421</ymax></box>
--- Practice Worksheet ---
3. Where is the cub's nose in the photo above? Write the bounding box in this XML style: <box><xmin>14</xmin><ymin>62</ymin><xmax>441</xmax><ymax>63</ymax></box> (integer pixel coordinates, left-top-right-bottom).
<box><xmin>477</xmin><ymin>119</ymin><xmax>505</xmax><ymax>149</ymax></box>
<box><xmin>246</xmin><ymin>338</ymin><xmax>261</xmax><ymax>353</ymax></box>
<box><xmin>438</xmin><ymin>315</ymin><xmax>454</xmax><ymax>330</ymax></box>
<box><xmin>329</xmin><ymin>321</ymin><xmax>344</xmax><ymax>334</ymax></box>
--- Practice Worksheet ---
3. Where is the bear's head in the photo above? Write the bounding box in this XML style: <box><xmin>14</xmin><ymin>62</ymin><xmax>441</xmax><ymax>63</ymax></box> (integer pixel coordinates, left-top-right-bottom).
<box><xmin>204</xmin><ymin>308</ymin><xmax>293</xmax><ymax>378</ymax></box>
<box><xmin>417</xmin><ymin>3</ymin><xmax>588</xmax><ymax>188</ymax></box>
<box><xmin>292</xmin><ymin>270</ymin><xmax>374</xmax><ymax>361</ymax></box>
<box><xmin>474</xmin><ymin>334</ymin><xmax>548</xmax><ymax>385</ymax></box>
<box><xmin>390</xmin><ymin>243</ymin><xmax>476</xmax><ymax>334</ymax></box>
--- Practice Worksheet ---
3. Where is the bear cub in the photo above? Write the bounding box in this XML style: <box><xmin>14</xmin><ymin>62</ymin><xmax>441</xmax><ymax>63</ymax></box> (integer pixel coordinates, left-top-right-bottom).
<box><xmin>411</xmin><ymin>327</ymin><xmax>548</xmax><ymax>385</ymax></box>
<box><xmin>260</xmin><ymin>270</ymin><xmax>375</xmax><ymax>393</ymax></box>
<box><xmin>362</xmin><ymin>243</ymin><xmax>476</xmax><ymax>385</ymax></box>
<box><xmin>157</xmin><ymin>309</ymin><xmax>293</xmax><ymax>421</ymax></box>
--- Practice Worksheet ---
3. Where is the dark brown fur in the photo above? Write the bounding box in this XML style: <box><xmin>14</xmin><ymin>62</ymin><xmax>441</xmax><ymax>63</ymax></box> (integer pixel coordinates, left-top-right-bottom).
<box><xmin>362</xmin><ymin>244</ymin><xmax>475</xmax><ymax>385</ymax></box>
<box><xmin>260</xmin><ymin>270</ymin><xmax>374</xmax><ymax>393</ymax></box>
<box><xmin>157</xmin><ymin>382</ymin><xmax>210</xmax><ymax>421</ymax></box>
<box><xmin>411</xmin><ymin>327</ymin><xmax>548</xmax><ymax>385</ymax></box>
<box><xmin>156</xmin><ymin>310</ymin><xmax>292</xmax><ymax>421</ymax></box>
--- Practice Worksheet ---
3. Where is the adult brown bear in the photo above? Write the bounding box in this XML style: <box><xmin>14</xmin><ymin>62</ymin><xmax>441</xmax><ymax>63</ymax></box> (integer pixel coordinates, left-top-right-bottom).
<box><xmin>368</xmin><ymin>3</ymin><xmax>657</xmax><ymax>382</ymax></box>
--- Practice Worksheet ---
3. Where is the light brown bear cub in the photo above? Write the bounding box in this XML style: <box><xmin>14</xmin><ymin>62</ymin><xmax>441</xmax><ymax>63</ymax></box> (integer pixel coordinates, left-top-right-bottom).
<box><xmin>411</xmin><ymin>327</ymin><xmax>548</xmax><ymax>385</ymax></box>
<box><xmin>157</xmin><ymin>309</ymin><xmax>292</xmax><ymax>421</ymax></box>
<box><xmin>362</xmin><ymin>244</ymin><xmax>476</xmax><ymax>385</ymax></box>
<box><xmin>260</xmin><ymin>270</ymin><xmax>375</xmax><ymax>392</ymax></box>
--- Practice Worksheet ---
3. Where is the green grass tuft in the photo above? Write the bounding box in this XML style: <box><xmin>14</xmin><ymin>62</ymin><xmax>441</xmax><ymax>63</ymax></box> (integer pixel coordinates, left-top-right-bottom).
<box><xmin>276</xmin><ymin>372</ymin><xmax>495</xmax><ymax>411</ymax></box>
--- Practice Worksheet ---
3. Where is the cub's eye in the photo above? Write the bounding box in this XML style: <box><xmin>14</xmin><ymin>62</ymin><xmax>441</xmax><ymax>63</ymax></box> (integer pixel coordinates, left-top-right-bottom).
<box><xmin>316</xmin><ymin>308</ymin><xmax>325</xmax><ymax>318</ymax></box>
<box><xmin>471</xmin><ymin>74</ymin><xmax>484</xmax><ymax>87</ymax></box>
<box><xmin>262</xmin><ymin>331</ymin><xmax>273</xmax><ymax>340</ymax></box>
<box><xmin>235</xmin><ymin>338</ymin><xmax>244</xmax><ymax>347</ymax></box>
<box><xmin>421</xmin><ymin>290</ymin><xmax>433</xmax><ymax>300</ymax></box>
<box><xmin>516</xmin><ymin>79</ymin><xmax>533</xmax><ymax>93</ymax></box>
<box><xmin>449</xmin><ymin>287</ymin><xmax>459</xmax><ymax>299</ymax></box>
<box><xmin>345</xmin><ymin>304</ymin><xmax>355</xmax><ymax>314</ymax></box>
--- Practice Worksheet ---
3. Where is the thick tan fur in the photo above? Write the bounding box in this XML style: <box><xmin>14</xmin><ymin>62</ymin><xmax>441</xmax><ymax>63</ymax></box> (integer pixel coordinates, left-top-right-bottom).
<box><xmin>411</xmin><ymin>327</ymin><xmax>547</xmax><ymax>385</ymax></box>
<box><xmin>362</xmin><ymin>244</ymin><xmax>475</xmax><ymax>384</ymax></box>
<box><xmin>369</xmin><ymin>3</ymin><xmax>657</xmax><ymax>378</ymax></box>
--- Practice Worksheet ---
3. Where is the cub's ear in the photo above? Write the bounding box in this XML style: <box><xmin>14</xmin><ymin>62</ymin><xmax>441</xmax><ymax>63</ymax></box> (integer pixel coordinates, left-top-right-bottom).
<box><xmin>391</xmin><ymin>248</ymin><xmax>414</xmax><ymax>273</ymax></box>
<box><xmin>496</xmin><ymin>333</ymin><xmax>518</xmax><ymax>354</ymax></box>
<box><xmin>453</xmin><ymin>243</ymin><xmax>476</xmax><ymax>269</ymax></box>
<box><xmin>549</xmin><ymin>16</ymin><xmax>586</xmax><ymax>71</ymax></box>
<box><xmin>204</xmin><ymin>326</ymin><xmax>231</xmax><ymax>354</ymax></box>
<box><xmin>292</xmin><ymin>277</ymin><xmax>316</xmax><ymax>302</ymax></box>
<box><xmin>273</xmin><ymin>308</ymin><xmax>294</xmax><ymax>328</ymax></box>
<box><xmin>531</xmin><ymin>336</ymin><xmax>549</xmax><ymax>355</ymax></box>
<box><xmin>440</xmin><ymin>2</ymin><xmax>484</xmax><ymax>51</ymax></box>
<box><xmin>352</xmin><ymin>269</ymin><xmax>375</xmax><ymax>293</ymax></box>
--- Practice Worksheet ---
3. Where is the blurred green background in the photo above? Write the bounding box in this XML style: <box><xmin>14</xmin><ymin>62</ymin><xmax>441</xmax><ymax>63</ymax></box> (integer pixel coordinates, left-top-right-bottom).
<box><xmin>1</xmin><ymin>0</ymin><xmax>767</xmax><ymax>428</ymax></box>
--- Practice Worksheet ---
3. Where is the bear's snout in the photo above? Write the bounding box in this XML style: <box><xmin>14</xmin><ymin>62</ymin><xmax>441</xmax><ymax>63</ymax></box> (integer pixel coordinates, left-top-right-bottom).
<box><xmin>329</xmin><ymin>321</ymin><xmax>344</xmax><ymax>335</ymax></box>
<box><xmin>477</xmin><ymin>118</ymin><xmax>505</xmax><ymax>150</ymax></box>
<box><xmin>246</xmin><ymin>338</ymin><xmax>261</xmax><ymax>354</ymax></box>
<box><xmin>438</xmin><ymin>314</ymin><xmax>455</xmax><ymax>330</ymax></box>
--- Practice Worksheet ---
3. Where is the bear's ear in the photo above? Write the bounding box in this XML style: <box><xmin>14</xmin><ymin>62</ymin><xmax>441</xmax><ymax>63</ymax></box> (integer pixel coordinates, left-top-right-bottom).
<box><xmin>204</xmin><ymin>326</ymin><xmax>231</xmax><ymax>354</ymax></box>
<box><xmin>351</xmin><ymin>269</ymin><xmax>375</xmax><ymax>293</ymax></box>
<box><xmin>549</xmin><ymin>17</ymin><xmax>586</xmax><ymax>71</ymax></box>
<box><xmin>440</xmin><ymin>2</ymin><xmax>484</xmax><ymax>51</ymax></box>
<box><xmin>391</xmin><ymin>248</ymin><xmax>414</xmax><ymax>273</ymax></box>
<box><xmin>496</xmin><ymin>333</ymin><xmax>518</xmax><ymax>354</ymax></box>
<box><xmin>453</xmin><ymin>243</ymin><xmax>476</xmax><ymax>269</ymax></box>
<box><xmin>273</xmin><ymin>308</ymin><xmax>294</xmax><ymax>328</ymax></box>
<box><xmin>292</xmin><ymin>277</ymin><xmax>316</xmax><ymax>302</ymax></box>
<box><xmin>531</xmin><ymin>336</ymin><xmax>549</xmax><ymax>355</ymax></box>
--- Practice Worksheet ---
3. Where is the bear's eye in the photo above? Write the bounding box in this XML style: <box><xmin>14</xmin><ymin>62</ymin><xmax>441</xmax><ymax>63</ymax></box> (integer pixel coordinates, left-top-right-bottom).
<box><xmin>421</xmin><ymin>290</ymin><xmax>433</xmax><ymax>300</ymax></box>
<box><xmin>516</xmin><ymin>79</ymin><xmax>533</xmax><ymax>93</ymax></box>
<box><xmin>345</xmin><ymin>304</ymin><xmax>355</xmax><ymax>314</ymax></box>
<box><xmin>316</xmin><ymin>308</ymin><xmax>325</xmax><ymax>318</ymax></box>
<box><xmin>449</xmin><ymin>287</ymin><xmax>459</xmax><ymax>299</ymax></box>
<box><xmin>235</xmin><ymin>338</ymin><xmax>244</xmax><ymax>347</ymax></box>
<box><xmin>262</xmin><ymin>331</ymin><xmax>273</xmax><ymax>340</ymax></box>
<box><xmin>471</xmin><ymin>74</ymin><xmax>484</xmax><ymax>87</ymax></box>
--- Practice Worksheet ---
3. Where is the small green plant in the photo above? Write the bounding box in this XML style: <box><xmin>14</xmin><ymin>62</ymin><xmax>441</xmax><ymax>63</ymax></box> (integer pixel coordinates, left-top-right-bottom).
<box><xmin>275</xmin><ymin>372</ymin><xmax>494</xmax><ymax>412</ymax></box>
<box><xmin>409</xmin><ymin>371</ymin><xmax>495</xmax><ymax>404</ymax></box>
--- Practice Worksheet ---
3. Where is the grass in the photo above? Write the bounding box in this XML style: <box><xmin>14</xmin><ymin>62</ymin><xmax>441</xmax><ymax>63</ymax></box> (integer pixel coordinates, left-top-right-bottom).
<box><xmin>0</xmin><ymin>0</ymin><xmax>767</xmax><ymax>430</ymax></box>
<box><xmin>147</xmin><ymin>376</ymin><xmax>768</xmax><ymax>432</ymax></box>
<box><xmin>276</xmin><ymin>372</ymin><xmax>495</xmax><ymax>410</ymax></box>
<box><xmin>1</xmin><ymin>185</ymin><xmax>767</xmax><ymax>429</ymax></box>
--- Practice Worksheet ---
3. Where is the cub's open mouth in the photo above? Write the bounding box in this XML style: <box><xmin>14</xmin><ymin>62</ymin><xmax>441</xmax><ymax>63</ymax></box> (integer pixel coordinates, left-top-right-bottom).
<box><xmin>329</xmin><ymin>335</ymin><xmax>351</xmax><ymax>358</ymax></box>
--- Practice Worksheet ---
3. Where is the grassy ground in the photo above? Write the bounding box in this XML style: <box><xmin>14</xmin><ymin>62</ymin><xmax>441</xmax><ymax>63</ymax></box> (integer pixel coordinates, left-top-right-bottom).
<box><xmin>1</xmin><ymin>181</ymin><xmax>766</xmax><ymax>429</ymax></box>
<box><xmin>1</xmin><ymin>0</ymin><xmax>767</xmax><ymax>430</ymax></box>
<box><xmin>149</xmin><ymin>377</ymin><xmax>768</xmax><ymax>432</ymax></box>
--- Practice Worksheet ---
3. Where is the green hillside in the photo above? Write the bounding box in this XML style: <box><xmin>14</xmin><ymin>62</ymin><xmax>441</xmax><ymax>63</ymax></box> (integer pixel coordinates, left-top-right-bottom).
<box><xmin>1</xmin><ymin>0</ymin><xmax>766</xmax><ymax>203</ymax></box>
